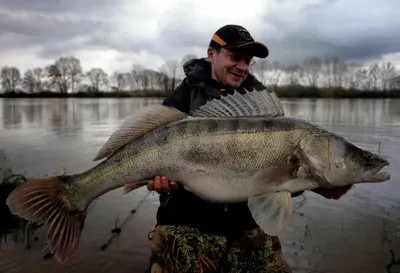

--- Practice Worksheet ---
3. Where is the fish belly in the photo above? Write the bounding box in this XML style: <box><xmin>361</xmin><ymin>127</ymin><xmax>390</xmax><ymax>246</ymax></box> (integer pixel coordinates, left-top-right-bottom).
<box><xmin>154</xmin><ymin>129</ymin><xmax>306</xmax><ymax>203</ymax></box>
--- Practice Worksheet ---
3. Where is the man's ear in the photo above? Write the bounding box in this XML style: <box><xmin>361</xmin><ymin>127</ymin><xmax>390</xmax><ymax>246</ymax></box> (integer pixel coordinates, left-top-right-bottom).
<box><xmin>207</xmin><ymin>47</ymin><xmax>216</xmax><ymax>62</ymax></box>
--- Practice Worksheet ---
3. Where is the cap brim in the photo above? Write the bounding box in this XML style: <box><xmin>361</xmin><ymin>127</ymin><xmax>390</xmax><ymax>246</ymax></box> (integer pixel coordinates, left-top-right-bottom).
<box><xmin>226</xmin><ymin>41</ymin><xmax>269</xmax><ymax>58</ymax></box>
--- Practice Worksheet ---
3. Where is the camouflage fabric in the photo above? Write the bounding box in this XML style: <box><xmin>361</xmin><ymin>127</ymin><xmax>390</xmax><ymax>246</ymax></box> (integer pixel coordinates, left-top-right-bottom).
<box><xmin>146</xmin><ymin>225</ymin><xmax>292</xmax><ymax>273</ymax></box>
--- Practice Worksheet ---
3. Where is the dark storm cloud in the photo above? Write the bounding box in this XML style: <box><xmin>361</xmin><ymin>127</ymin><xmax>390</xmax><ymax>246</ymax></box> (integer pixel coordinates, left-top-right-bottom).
<box><xmin>0</xmin><ymin>0</ymin><xmax>120</xmax><ymax>14</ymax></box>
<box><xmin>256</xmin><ymin>0</ymin><xmax>400</xmax><ymax>64</ymax></box>
<box><xmin>0</xmin><ymin>7</ymin><xmax>111</xmax><ymax>51</ymax></box>
<box><xmin>0</xmin><ymin>0</ymin><xmax>400</xmax><ymax>71</ymax></box>
<box><xmin>0</xmin><ymin>0</ymin><xmax>151</xmax><ymax>60</ymax></box>
<box><xmin>139</xmin><ymin>0</ymin><xmax>400</xmax><ymax>66</ymax></box>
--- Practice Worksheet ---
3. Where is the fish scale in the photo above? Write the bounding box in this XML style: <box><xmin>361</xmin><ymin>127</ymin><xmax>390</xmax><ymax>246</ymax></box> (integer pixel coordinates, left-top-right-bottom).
<box><xmin>5</xmin><ymin>88</ymin><xmax>391</xmax><ymax>264</ymax></box>
<box><xmin>63</xmin><ymin>115</ymin><xmax>353</xmax><ymax>207</ymax></box>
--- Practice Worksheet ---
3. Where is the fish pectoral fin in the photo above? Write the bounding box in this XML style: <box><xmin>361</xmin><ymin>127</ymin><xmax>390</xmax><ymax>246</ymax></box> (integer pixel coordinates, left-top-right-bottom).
<box><xmin>93</xmin><ymin>105</ymin><xmax>187</xmax><ymax>161</ymax></box>
<box><xmin>122</xmin><ymin>180</ymin><xmax>148</xmax><ymax>195</ymax></box>
<box><xmin>248</xmin><ymin>191</ymin><xmax>292</xmax><ymax>236</ymax></box>
<box><xmin>247</xmin><ymin>164</ymin><xmax>298</xmax><ymax>236</ymax></box>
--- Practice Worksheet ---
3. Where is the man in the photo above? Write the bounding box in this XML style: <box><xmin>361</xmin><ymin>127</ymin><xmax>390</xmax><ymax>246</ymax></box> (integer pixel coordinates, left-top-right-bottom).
<box><xmin>145</xmin><ymin>24</ymin><xmax>352</xmax><ymax>273</ymax></box>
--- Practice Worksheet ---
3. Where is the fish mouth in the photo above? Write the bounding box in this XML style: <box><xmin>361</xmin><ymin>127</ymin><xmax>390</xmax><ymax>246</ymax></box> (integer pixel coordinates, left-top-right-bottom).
<box><xmin>362</xmin><ymin>161</ymin><xmax>391</xmax><ymax>182</ymax></box>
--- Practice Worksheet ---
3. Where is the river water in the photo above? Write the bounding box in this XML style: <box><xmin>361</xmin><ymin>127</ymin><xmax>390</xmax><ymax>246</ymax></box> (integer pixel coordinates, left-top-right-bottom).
<box><xmin>0</xmin><ymin>97</ymin><xmax>399</xmax><ymax>273</ymax></box>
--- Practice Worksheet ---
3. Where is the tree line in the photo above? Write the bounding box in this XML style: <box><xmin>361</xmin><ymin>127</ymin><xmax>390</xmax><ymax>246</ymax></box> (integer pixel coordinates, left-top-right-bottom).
<box><xmin>1</xmin><ymin>53</ymin><xmax>400</xmax><ymax>98</ymax></box>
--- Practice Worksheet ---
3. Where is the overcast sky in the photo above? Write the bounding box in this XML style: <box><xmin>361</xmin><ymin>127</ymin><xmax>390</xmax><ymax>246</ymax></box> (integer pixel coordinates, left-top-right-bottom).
<box><xmin>0</xmin><ymin>0</ymin><xmax>399</xmax><ymax>74</ymax></box>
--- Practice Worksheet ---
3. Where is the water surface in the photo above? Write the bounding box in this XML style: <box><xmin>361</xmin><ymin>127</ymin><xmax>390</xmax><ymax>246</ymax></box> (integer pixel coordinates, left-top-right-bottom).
<box><xmin>0</xmin><ymin>97</ymin><xmax>399</xmax><ymax>273</ymax></box>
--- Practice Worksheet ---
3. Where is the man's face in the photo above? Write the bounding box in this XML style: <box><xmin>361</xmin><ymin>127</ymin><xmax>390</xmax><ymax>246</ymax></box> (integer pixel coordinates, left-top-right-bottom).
<box><xmin>208</xmin><ymin>47</ymin><xmax>254</xmax><ymax>88</ymax></box>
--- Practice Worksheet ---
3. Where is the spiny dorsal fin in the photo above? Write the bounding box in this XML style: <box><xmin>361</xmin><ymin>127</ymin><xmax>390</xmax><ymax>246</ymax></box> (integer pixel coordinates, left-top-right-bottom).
<box><xmin>93</xmin><ymin>105</ymin><xmax>187</xmax><ymax>161</ymax></box>
<box><xmin>191</xmin><ymin>87</ymin><xmax>285</xmax><ymax>118</ymax></box>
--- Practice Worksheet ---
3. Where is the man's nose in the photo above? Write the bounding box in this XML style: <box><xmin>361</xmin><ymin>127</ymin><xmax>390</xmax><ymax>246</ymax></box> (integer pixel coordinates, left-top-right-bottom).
<box><xmin>235</xmin><ymin>59</ymin><xmax>249</xmax><ymax>71</ymax></box>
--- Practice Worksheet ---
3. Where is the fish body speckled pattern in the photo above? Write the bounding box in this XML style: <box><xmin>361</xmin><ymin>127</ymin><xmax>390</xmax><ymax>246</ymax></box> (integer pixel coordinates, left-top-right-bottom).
<box><xmin>6</xmin><ymin>88</ymin><xmax>391</xmax><ymax>263</ymax></box>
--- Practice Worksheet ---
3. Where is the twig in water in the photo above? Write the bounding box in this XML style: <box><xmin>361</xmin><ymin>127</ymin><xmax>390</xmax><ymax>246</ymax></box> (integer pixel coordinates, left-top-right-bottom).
<box><xmin>378</xmin><ymin>142</ymin><xmax>382</xmax><ymax>155</ymax></box>
<box><xmin>386</xmin><ymin>249</ymin><xmax>400</xmax><ymax>273</ymax></box>
<box><xmin>100</xmin><ymin>191</ymin><xmax>151</xmax><ymax>251</ymax></box>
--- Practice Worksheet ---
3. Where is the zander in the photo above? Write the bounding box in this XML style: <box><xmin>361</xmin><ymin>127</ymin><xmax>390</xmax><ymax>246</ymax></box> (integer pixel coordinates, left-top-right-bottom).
<box><xmin>6</xmin><ymin>88</ymin><xmax>391</xmax><ymax>263</ymax></box>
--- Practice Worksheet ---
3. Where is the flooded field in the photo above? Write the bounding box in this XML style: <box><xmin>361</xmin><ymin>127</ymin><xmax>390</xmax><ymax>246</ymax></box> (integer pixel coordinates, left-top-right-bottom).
<box><xmin>0</xmin><ymin>97</ymin><xmax>399</xmax><ymax>273</ymax></box>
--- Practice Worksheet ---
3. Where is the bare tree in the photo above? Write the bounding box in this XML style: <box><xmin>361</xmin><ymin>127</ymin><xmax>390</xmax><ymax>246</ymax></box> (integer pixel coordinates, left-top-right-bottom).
<box><xmin>368</xmin><ymin>63</ymin><xmax>380</xmax><ymax>91</ymax></box>
<box><xmin>22</xmin><ymin>69</ymin><xmax>36</xmax><ymax>93</ymax></box>
<box><xmin>110</xmin><ymin>72</ymin><xmax>130</xmax><ymax>92</ymax></box>
<box><xmin>131</xmin><ymin>64</ymin><xmax>145</xmax><ymax>90</ymax></box>
<box><xmin>160</xmin><ymin>60</ymin><xmax>179</xmax><ymax>91</ymax></box>
<box><xmin>20</xmin><ymin>67</ymin><xmax>44</xmax><ymax>93</ymax></box>
<box><xmin>2</xmin><ymin>53</ymin><xmax>400</xmax><ymax>96</ymax></box>
<box><xmin>356</xmin><ymin>68</ymin><xmax>372</xmax><ymax>90</ymax></box>
<box><xmin>86</xmin><ymin>68</ymin><xmax>108</xmax><ymax>92</ymax></box>
<box><xmin>263</xmin><ymin>61</ymin><xmax>282</xmax><ymax>86</ymax></box>
<box><xmin>302</xmin><ymin>57</ymin><xmax>322</xmax><ymax>87</ymax></box>
<box><xmin>68</xmin><ymin>56</ymin><xmax>83</xmax><ymax>92</ymax></box>
<box><xmin>283</xmin><ymin>64</ymin><xmax>302</xmax><ymax>85</ymax></box>
<box><xmin>32</xmin><ymin>67</ymin><xmax>44</xmax><ymax>92</ymax></box>
<box><xmin>343</xmin><ymin>62</ymin><xmax>360</xmax><ymax>89</ymax></box>
<box><xmin>252</xmin><ymin>59</ymin><xmax>268</xmax><ymax>84</ymax></box>
<box><xmin>46</xmin><ymin>56</ymin><xmax>83</xmax><ymax>94</ymax></box>
<box><xmin>146</xmin><ymin>70</ymin><xmax>163</xmax><ymax>90</ymax></box>
<box><xmin>154</xmin><ymin>72</ymin><xmax>169</xmax><ymax>92</ymax></box>
<box><xmin>139</xmin><ymin>69</ymin><xmax>162</xmax><ymax>90</ymax></box>
<box><xmin>323</xmin><ymin>57</ymin><xmax>348</xmax><ymax>88</ymax></box>
<box><xmin>46</xmin><ymin>64</ymin><xmax>68</xmax><ymax>94</ymax></box>
<box><xmin>322</xmin><ymin>57</ymin><xmax>333</xmax><ymax>87</ymax></box>
<box><xmin>389</xmin><ymin>75</ymin><xmax>400</xmax><ymax>90</ymax></box>
<box><xmin>1</xmin><ymin>66</ymin><xmax>21</xmax><ymax>92</ymax></box>
<box><xmin>379</xmin><ymin>62</ymin><xmax>397</xmax><ymax>91</ymax></box>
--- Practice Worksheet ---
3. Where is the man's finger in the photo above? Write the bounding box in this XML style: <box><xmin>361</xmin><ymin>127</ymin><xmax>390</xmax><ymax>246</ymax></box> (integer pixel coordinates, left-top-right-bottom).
<box><xmin>161</xmin><ymin>176</ymin><xmax>170</xmax><ymax>192</ymax></box>
<box><xmin>147</xmin><ymin>180</ymin><xmax>154</xmax><ymax>191</ymax></box>
<box><xmin>312</xmin><ymin>185</ymin><xmax>353</xmax><ymax>200</ymax></box>
<box><xmin>153</xmin><ymin>176</ymin><xmax>162</xmax><ymax>194</ymax></box>
<box><xmin>170</xmin><ymin>181</ymin><xmax>179</xmax><ymax>190</ymax></box>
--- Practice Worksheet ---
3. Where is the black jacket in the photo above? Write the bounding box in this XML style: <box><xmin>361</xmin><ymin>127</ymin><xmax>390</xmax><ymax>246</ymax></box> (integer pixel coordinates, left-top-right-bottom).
<box><xmin>155</xmin><ymin>58</ymin><xmax>268</xmax><ymax>239</ymax></box>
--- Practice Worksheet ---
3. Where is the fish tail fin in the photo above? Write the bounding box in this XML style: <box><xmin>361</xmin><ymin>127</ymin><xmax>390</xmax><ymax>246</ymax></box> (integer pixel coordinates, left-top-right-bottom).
<box><xmin>5</xmin><ymin>176</ymin><xmax>86</xmax><ymax>263</ymax></box>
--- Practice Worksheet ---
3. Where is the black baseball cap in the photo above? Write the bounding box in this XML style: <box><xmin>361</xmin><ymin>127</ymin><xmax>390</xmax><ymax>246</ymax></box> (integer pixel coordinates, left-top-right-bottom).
<box><xmin>209</xmin><ymin>24</ymin><xmax>269</xmax><ymax>58</ymax></box>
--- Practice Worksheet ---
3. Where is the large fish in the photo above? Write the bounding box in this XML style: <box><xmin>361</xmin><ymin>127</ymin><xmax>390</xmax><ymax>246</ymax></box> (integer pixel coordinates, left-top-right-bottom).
<box><xmin>6</xmin><ymin>88</ymin><xmax>390</xmax><ymax>263</ymax></box>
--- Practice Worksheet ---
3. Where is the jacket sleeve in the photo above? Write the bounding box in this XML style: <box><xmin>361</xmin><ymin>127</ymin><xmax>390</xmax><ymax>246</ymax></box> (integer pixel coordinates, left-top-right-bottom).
<box><xmin>162</xmin><ymin>79</ymin><xmax>191</xmax><ymax>114</ymax></box>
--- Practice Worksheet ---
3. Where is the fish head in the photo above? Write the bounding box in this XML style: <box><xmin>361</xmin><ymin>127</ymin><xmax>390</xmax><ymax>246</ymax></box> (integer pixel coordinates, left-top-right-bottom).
<box><xmin>299</xmin><ymin>133</ymin><xmax>390</xmax><ymax>187</ymax></box>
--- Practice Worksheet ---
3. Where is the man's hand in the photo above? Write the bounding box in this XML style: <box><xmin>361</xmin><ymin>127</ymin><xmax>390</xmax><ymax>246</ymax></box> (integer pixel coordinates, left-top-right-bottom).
<box><xmin>147</xmin><ymin>176</ymin><xmax>180</xmax><ymax>194</ymax></box>
<box><xmin>311</xmin><ymin>185</ymin><xmax>353</xmax><ymax>200</ymax></box>
<box><xmin>291</xmin><ymin>185</ymin><xmax>353</xmax><ymax>200</ymax></box>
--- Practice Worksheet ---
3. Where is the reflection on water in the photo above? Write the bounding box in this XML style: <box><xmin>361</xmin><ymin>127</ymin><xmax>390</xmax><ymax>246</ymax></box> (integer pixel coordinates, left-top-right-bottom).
<box><xmin>0</xmin><ymin>97</ymin><xmax>399</xmax><ymax>273</ymax></box>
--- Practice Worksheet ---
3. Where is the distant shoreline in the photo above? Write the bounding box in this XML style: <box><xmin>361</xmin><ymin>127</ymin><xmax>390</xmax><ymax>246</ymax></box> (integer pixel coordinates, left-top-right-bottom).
<box><xmin>1</xmin><ymin>86</ymin><xmax>399</xmax><ymax>99</ymax></box>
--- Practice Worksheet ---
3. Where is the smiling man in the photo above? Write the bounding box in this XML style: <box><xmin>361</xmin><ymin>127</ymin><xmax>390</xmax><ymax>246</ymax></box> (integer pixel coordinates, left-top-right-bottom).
<box><xmin>143</xmin><ymin>24</ymin><xmax>297</xmax><ymax>273</ymax></box>
<box><xmin>207</xmin><ymin>25</ymin><xmax>268</xmax><ymax>88</ymax></box>
<box><xmin>144</xmin><ymin>24</ymin><xmax>353</xmax><ymax>273</ymax></box>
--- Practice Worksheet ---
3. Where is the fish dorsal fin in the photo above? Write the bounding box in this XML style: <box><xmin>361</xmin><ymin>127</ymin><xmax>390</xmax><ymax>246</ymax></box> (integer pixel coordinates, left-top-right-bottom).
<box><xmin>191</xmin><ymin>87</ymin><xmax>285</xmax><ymax>118</ymax></box>
<box><xmin>93</xmin><ymin>105</ymin><xmax>187</xmax><ymax>161</ymax></box>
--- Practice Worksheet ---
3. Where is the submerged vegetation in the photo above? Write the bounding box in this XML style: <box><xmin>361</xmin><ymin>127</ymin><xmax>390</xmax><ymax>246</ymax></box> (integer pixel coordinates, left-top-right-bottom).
<box><xmin>0</xmin><ymin>169</ymin><xmax>43</xmax><ymax>249</ymax></box>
